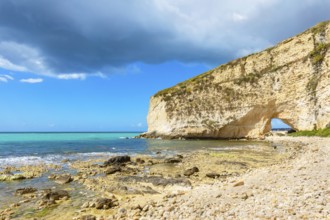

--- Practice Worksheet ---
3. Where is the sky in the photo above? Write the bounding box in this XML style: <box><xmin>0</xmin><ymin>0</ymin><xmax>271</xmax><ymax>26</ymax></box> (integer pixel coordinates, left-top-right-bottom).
<box><xmin>0</xmin><ymin>0</ymin><xmax>329</xmax><ymax>132</ymax></box>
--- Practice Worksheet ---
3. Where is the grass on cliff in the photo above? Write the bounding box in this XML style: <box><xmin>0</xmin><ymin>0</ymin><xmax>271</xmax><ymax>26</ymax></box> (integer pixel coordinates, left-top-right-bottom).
<box><xmin>289</xmin><ymin>128</ymin><xmax>330</xmax><ymax>137</ymax></box>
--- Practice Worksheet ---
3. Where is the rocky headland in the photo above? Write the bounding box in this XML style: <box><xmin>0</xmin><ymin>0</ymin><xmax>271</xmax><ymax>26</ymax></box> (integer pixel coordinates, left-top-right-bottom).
<box><xmin>143</xmin><ymin>21</ymin><xmax>330</xmax><ymax>139</ymax></box>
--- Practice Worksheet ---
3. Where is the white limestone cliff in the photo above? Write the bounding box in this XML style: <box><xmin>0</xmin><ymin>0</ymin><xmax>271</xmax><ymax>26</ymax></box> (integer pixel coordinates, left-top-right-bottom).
<box><xmin>143</xmin><ymin>21</ymin><xmax>330</xmax><ymax>139</ymax></box>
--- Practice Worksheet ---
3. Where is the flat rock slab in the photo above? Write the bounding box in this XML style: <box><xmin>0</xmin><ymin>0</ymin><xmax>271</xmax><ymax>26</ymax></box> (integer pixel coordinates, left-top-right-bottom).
<box><xmin>117</xmin><ymin>176</ymin><xmax>191</xmax><ymax>187</ymax></box>
<box><xmin>105</xmin><ymin>166</ymin><xmax>121</xmax><ymax>175</ymax></box>
<box><xmin>55</xmin><ymin>174</ymin><xmax>73</xmax><ymax>184</ymax></box>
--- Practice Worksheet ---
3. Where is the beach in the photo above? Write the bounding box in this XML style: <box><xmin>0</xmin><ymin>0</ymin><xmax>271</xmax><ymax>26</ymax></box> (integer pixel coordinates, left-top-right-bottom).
<box><xmin>0</xmin><ymin>135</ymin><xmax>329</xmax><ymax>219</ymax></box>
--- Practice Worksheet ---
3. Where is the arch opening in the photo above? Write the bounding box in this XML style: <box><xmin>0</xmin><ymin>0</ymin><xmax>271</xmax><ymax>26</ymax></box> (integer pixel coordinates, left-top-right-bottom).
<box><xmin>271</xmin><ymin>118</ymin><xmax>294</xmax><ymax>133</ymax></box>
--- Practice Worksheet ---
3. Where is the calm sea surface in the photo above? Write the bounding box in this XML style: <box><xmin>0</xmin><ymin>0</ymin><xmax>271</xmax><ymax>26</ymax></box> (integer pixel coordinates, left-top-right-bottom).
<box><xmin>0</xmin><ymin>132</ymin><xmax>270</xmax><ymax>166</ymax></box>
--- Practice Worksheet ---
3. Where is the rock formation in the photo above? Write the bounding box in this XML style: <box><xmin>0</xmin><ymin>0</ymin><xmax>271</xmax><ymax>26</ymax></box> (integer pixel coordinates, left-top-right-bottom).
<box><xmin>143</xmin><ymin>21</ymin><xmax>330</xmax><ymax>139</ymax></box>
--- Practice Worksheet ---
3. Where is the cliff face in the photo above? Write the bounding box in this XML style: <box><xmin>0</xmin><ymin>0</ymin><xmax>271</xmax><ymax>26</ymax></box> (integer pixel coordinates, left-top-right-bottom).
<box><xmin>144</xmin><ymin>21</ymin><xmax>330</xmax><ymax>139</ymax></box>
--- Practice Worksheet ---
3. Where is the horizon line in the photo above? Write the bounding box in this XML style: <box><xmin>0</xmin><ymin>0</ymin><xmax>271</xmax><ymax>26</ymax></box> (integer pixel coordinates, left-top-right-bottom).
<box><xmin>0</xmin><ymin>131</ymin><xmax>145</xmax><ymax>133</ymax></box>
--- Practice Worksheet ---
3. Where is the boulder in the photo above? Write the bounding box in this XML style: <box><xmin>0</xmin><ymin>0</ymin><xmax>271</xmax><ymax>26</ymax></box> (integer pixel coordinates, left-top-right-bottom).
<box><xmin>104</xmin><ymin>155</ymin><xmax>131</xmax><ymax>166</ymax></box>
<box><xmin>183</xmin><ymin>167</ymin><xmax>199</xmax><ymax>177</ymax></box>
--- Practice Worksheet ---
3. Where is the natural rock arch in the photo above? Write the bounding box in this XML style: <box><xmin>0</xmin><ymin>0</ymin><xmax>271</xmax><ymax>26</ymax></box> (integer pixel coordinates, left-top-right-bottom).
<box><xmin>143</xmin><ymin>21</ymin><xmax>330</xmax><ymax>139</ymax></box>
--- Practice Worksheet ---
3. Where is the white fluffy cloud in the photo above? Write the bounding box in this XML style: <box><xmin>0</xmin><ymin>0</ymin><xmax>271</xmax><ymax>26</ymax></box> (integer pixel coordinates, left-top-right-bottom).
<box><xmin>20</xmin><ymin>78</ymin><xmax>44</xmax><ymax>83</ymax></box>
<box><xmin>0</xmin><ymin>0</ymin><xmax>329</xmax><ymax>79</ymax></box>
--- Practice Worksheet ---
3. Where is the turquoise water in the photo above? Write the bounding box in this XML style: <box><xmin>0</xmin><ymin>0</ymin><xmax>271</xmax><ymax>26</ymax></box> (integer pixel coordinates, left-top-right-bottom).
<box><xmin>0</xmin><ymin>132</ymin><xmax>273</xmax><ymax>211</ymax></box>
<box><xmin>0</xmin><ymin>132</ymin><xmax>269</xmax><ymax>166</ymax></box>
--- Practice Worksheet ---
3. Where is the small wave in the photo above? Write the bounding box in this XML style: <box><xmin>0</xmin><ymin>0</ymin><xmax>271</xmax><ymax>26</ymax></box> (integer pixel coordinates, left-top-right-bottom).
<box><xmin>0</xmin><ymin>156</ymin><xmax>45</xmax><ymax>166</ymax></box>
<box><xmin>75</xmin><ymin>152</ymin><xmax>120</xmax><ymax>157</ymax></box>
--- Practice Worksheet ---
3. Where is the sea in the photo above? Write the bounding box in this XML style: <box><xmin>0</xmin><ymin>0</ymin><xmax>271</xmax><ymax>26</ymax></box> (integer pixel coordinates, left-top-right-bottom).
<box><xmin>0</xmin><ymin>132</ymin><xmax>271</xmax><ymax>167</ymax></box>
<box><xmin>0</xmin><ymin>132</ymin><xmax>281</xmax><ymax>214</ymax></box>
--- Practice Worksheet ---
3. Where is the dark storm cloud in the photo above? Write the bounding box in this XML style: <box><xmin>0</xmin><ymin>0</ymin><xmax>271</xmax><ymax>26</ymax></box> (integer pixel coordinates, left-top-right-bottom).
<box><xmin>0</xmin><ymin>0</ymin><xmax>329</xmax><ymax>77</ymax></box>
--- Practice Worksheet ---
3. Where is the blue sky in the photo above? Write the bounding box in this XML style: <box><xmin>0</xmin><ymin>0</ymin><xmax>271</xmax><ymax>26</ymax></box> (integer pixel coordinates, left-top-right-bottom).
<box><xmin>0</xmin><ymin>0</ymin><xmax>328</xmax><ymax>131</ymax></box>
<box><xmin>0</xmin><ymin>62</ymin><xmax>211</xmax><ymax>131</ymax></box>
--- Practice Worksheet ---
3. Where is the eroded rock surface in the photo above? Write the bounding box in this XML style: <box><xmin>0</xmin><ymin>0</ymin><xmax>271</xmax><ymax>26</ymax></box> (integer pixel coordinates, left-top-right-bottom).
<box><xmin>144</xmin><ymin>21</ymin><xmax>330</xmax><ymax>139</ymax></box>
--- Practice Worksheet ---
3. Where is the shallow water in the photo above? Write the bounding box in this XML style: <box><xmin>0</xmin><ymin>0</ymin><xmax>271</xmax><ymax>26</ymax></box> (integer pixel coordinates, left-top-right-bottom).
<box><xmin>0</xmin><ymin>132</ymin><xmax>281</xmax><ymax>218</ymax></box>
<box><xmin>0</xmin><ymin>132</ymin><xmax>270</xmax><ymax>166</ymax></box>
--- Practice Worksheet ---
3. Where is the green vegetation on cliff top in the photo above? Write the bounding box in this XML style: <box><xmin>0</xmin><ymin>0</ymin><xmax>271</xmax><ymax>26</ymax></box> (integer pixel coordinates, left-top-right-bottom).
<box><xmin>154</xmin><ymin>20</ymin><xmax>330</xmax><ymax>98</ymax></box>
<box><xmin>289</xmin><ymin>128</ymin><xmax>330</xmax><ymax>137</ymax></box>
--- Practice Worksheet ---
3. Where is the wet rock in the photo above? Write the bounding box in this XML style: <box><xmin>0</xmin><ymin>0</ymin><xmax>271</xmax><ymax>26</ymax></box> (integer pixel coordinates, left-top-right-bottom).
<box><xmin>40</xmin><ymin>200</ymin><xmax>57</xmax><ymax>207</ymax></box>
<box><xmin>164</xmin><ymin>158</ymin><xmax>182</xmax><ymax>163</ymax></box>
<box><xmin>55</xmin><ymin>174</ymin><xmax>73</xmax><ymax>184</ymax></box>
<box><xmin>48</xmin><ymin>174</ymin><xmax>57</xmax><ymax>179</ymax></box>
<box><xmin>184</xmin><ymin>167</ymin><xmax>199</xmax><ymax>177</ymax></box>
<box><xmin>206</xmin><ymin>173</ymin><xmax>221</xmax><ymax>179</ymax></box>
<box><xmin>104</xmin><ymin>155</ymin><xmax>131</xmax><ymax>166</ymax></box>
<box><xmin>233</xmin><ymin>181</ymin><xmax>245</xmax><ymax>187</ymax></box>
<box><xmin>0</xmin><ymin>174</ymin><xmax>26</xmax><ymax>181</ymax></box>
<box><xmin>176</xmin><ymin>154</ymin><xmax>184</xmax><ymax>159</ymax></box>
<box><xmin>43</xmin><ymin>190</ymin><xmax>70</xmax><ymax>201</ymax></box>
<box><xmin>105</xmin><ymin>166</ymin><xmax>121</xmax><ymax>175</ymax></box>
<box><xmin>15</xmin><ymin>187</ymin><xmax>37</xmax><ymax>195</ymax></box>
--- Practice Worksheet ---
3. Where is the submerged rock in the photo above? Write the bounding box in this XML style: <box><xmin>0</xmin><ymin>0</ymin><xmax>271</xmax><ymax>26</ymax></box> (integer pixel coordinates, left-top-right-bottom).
<box><xmin>15</xmin><ymin>187</ymin><xmax>37</xmax><ymax>195</ymax></box>
<box><xmin>43</xmin><ymin>190</ymin><xmax>70</xmax><ymax>201</ymax></box>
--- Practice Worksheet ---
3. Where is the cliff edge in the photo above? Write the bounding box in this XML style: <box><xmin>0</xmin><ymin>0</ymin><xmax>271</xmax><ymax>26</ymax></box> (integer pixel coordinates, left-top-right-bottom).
<box><xmin>143</xmin><ymin>21</ymin><xmax>330</xmax><ymax>139</ymax></box>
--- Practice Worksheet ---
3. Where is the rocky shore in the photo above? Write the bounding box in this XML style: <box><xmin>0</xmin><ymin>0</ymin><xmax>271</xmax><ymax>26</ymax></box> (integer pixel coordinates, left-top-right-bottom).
<box><xmin>0</xmin><ymin>136</ymin><xmax>329</xmax><ymax>219</ymax></box>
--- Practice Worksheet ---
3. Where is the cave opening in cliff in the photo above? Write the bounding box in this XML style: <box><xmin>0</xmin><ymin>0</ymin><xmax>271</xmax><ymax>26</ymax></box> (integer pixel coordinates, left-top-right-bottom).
<box><xmin>271</xmin><ymin>118</ymin><xmax>292</xmax><ymax>131</ymax></box>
